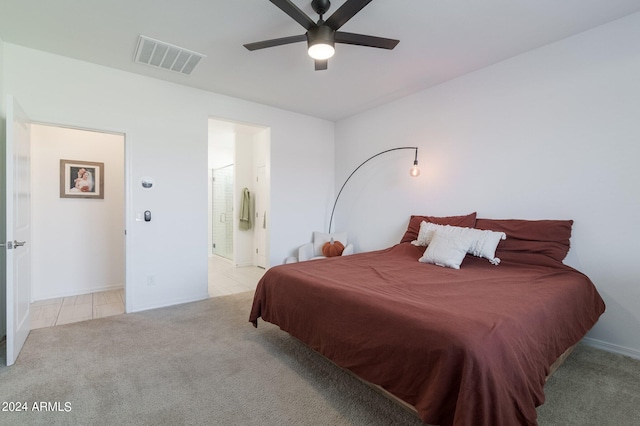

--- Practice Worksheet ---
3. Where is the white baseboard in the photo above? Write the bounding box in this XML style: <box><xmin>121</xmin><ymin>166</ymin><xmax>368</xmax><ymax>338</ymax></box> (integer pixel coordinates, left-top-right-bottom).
<box><xmin>582</xmin><ymin>337</ymin><xmax>640</xmax><ymax>360</ymax></box>
<box><xmin>129</xmin><ymin>292</ymin><xmax>210</xmax><ymax>314</ymax></box>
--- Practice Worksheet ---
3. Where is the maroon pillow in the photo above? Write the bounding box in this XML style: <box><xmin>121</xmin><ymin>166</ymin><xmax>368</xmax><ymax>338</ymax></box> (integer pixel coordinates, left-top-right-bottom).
<box><xmin>475</xmin><ymin>218</ymin><xmax>573</xmax><ymax>262</ymax></box>
<box><xmin>400</xmin><ymin>212</ymin><xmax>477</xmax><ymax>243</ymax></box>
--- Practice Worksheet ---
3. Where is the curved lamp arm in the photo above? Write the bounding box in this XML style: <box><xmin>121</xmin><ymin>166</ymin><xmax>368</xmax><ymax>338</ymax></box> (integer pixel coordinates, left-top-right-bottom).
<box><xmin>329</xmin><ymin>147</ymin><xmax>419</xmax><ymax>233</ymax></box>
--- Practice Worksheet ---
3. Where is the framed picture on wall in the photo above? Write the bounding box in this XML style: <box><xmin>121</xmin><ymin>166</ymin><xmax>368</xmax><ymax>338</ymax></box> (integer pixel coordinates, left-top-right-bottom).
<box><xmin>60</xmin><ymin>159</ymin><xmax>105</xmax><ymax>199</ymax></box>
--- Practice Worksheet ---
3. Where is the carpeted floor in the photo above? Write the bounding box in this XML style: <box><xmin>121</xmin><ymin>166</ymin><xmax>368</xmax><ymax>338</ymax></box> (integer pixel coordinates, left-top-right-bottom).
<box><xmin>0</xmin><ymin>291</ymin><xmax>639</xmax><ymax>425</ymax></box>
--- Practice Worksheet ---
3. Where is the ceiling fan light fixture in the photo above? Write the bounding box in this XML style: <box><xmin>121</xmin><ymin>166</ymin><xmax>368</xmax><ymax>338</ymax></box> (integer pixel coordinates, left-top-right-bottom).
<box><xmin>245</xmin><ymin>0</ymin><xmax>399</xmax><ymax>70</ymax></box>
<box><xmin>308</xmin><ymin>43</ymin><xmax>335</xmax><ymax>60</ymax></box>
<box><xmin>307</xmin><ymin>25</ymin><xmax>335</xmax><ymax>60</ymax></box>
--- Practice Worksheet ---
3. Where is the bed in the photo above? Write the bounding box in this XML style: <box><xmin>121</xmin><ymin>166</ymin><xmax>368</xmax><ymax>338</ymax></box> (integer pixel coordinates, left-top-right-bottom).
<box><xmin>249</xmin><ymin>214</ymin><xmax>605</xmax><ymax>425</ymax></box>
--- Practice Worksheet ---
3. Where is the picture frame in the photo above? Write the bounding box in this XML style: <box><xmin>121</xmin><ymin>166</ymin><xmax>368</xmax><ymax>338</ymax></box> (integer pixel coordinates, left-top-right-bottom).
<box><xmin>60</xmin><ymin>159</ymin><xmax>105</xmax><ymax>199</ymax></box>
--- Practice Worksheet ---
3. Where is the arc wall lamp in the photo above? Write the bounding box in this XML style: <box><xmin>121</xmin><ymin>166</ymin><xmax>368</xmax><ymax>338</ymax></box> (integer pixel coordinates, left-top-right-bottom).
<box><xmin>329</xmin><ymin>147</ymin><xmax>420</xmax><ymax>233</ymax></box>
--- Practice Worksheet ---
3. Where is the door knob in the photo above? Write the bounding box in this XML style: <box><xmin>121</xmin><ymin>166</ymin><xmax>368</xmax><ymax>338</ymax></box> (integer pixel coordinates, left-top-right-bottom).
<box><xmin>13</xmin><ymin>240</ymin><xmax>26</xmax><ymax>248</ymax></box>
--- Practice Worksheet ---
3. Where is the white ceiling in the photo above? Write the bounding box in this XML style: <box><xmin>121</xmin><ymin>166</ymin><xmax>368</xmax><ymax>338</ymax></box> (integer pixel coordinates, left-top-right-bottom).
<box><xmin>2</xmin><ymin>0</ymin><xmax>640</xmax><ymax>121</ymax></box>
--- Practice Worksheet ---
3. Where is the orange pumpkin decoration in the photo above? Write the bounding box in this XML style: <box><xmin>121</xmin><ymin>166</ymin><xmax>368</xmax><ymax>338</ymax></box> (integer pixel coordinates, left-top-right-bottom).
<box><xmin>322</xmin><ymin>238</ymin><xmax>345</xmax><ymax>257</ymax></box>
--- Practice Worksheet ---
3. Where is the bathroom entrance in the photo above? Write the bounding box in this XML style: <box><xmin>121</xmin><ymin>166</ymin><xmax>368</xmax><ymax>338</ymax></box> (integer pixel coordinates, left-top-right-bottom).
<box><xmin>207</xmin><ymin>118</ymin><xmax>270</xmax><ymax>297</ymax></box>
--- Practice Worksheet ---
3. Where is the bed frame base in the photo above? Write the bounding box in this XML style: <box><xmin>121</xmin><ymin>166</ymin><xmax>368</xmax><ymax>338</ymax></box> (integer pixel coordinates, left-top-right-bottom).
<box><xmin>546</xmin><ymin>343</ymin><xmax>577</xmax><ymax>381</ymax></box>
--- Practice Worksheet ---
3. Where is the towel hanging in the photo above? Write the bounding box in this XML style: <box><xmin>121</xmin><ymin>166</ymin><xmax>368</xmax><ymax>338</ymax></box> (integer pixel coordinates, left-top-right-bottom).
<box><xmin>239</xmin><ymin>188</ymin><xmax>252</xmax><ymax>230</ymax></box>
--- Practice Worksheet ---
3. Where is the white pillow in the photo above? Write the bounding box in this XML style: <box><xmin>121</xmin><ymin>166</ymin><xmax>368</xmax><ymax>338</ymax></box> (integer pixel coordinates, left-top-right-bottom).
<box><xmin>419</xmin><ymin>229</ymin><xmax>474</xmax><ymax>269</ymax></box>
<box><xmin>313</xmin><ymin>231</ymin><xmax>348</xmax><ymax>256</ymax></box>
<box><xmin>413</xmin><ymin>222</ymin><xmax>506</xmax><ymax>265</ymax></box>
<box><xmin>412</xmin><ymin>221</ymin><xmax>440</xmax><ymax>246</ymax></box>
<box><xmin>467</xmin><ymin>228</ymin><xmax>506</xmax><ymax>265</ymax></box>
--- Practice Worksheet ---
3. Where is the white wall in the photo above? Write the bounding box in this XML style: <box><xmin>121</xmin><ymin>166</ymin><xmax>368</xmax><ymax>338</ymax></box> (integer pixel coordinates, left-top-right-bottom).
<box><xmin>30</xmin><ymin>124</ymin><xmax>125</xmax><ymax>300</ymax></box>
<box><xmin>334</xmin><ymin>13</ymin><xmax>640</xmax><ymax>357</ymax></box>
<box><xmin>3</xmin><ymin>43</ymin><xmax>334</xmax><ymax>313</ymax></box>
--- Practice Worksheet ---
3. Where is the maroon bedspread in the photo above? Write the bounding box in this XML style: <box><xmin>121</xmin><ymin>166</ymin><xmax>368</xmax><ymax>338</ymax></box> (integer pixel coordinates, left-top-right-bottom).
<box><xmin>249</xmin><ymin>243</ymin><xmax>605</xmax><ymax>426</ymax></box>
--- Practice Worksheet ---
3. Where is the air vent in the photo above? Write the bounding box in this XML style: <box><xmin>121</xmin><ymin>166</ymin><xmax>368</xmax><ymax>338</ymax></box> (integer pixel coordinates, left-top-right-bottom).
<box><xmin>134</xmin><ymin>35</ymin><xmax>205</xmax><ymax>75</ymax></box>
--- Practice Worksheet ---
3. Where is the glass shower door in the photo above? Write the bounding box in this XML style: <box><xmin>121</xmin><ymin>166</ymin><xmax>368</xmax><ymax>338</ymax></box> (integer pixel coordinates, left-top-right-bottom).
<box><xmin>212</xmin><ymin>165</ymin><xmax>234</xmax><ymax>260</ymax></box>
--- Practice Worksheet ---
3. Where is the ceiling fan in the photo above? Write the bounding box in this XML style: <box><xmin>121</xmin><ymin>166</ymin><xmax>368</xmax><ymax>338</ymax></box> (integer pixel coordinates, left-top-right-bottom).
<box><xmin>244</xmin><ymin>0</ymin><xmax>399</xmax><ymax>70</ymax></box>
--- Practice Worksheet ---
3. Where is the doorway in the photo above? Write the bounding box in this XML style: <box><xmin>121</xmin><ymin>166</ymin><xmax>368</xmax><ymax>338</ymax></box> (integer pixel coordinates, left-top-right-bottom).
<box><xmin>29</xmin><ymin>124</ymin><xmax>126</xmax><ymax>328</ymax></box>
<box><xmin>207</xmin><ymin>118</ymin><xmax>270</xmax><ymax>297</ymax></box>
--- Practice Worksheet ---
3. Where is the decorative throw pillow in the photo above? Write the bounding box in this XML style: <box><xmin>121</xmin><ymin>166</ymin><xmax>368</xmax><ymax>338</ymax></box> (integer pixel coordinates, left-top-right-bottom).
<box><xmin>313</xmin><ymin>231</ymin><xmax>348</xmax><ymax>257</ymax></box>
<box><xmin>419</xmin><ymin>229</ymin><xmax>475</xmax><ymax>269</ymax></box>
<box><xmin>412</xmin><ymin>221</ymin><xmax>440</xmax><ymax>246</ymax></box>
<box><xmin>414</xmin><ymin>222</ymin><xmax>506</xmax><ymax>265</ymax></box>
<box><xmin>322</xmin><ymin>239</ymin><xmax>345</xmax><ymax>257</ymax></box>
<box><xmin>467</xmin><ymin>228</ymin><xmax>507</xmax><ymax>265</ymax></box>
<box><xmin>400</xmin><ymin>212</ymin><xmax>477</xmax><ymax>243</ymax></box>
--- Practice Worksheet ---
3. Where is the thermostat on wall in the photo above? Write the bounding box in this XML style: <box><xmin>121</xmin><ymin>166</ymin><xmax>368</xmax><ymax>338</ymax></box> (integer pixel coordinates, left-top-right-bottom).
<box><xmin>141</xmin><ymin>177</ymin><xmax>154</xmax><ymax>189</ymax></box>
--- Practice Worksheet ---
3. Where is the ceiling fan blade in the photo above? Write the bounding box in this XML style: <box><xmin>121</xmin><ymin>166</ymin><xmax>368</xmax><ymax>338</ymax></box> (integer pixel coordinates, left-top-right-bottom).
<box><xmin>269</xmin><ymin>0</ymin><xmax>316</xmax><ymax>30</ymax></box>
<box><xmin>315</xmin><ymin>59</ymin><xmax>328</xmax><ymax>71</ymax></box>
<box><xmin>324</xmin><ymin>0</ymin><xmax>373</xmax><ymax>30</ymax></box>
<box><xmin>335</xmin><ymin>31</ymin><xmax>399</xmax><ymax>49</ymax></box>
<box><xmin>244</xmin><ymin>34</ymin><xmax>307</xmax><ymax>51</ymax></box>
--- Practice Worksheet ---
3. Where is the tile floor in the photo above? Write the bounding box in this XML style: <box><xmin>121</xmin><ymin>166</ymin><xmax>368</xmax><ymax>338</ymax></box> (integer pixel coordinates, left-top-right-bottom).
<box><xmin>208</xmin><ymin>255</ymin><xmax>266</xmax><ymax>297</ymax></box>
<box><xmin>29</xmin><ymin>256</ymin><xmax>265</xmax><ymax>330</ymax></box>
<box><xmin>30</xmin><ymin>289</ymin><xmax>125</xmax><ymax>330</ymax></box>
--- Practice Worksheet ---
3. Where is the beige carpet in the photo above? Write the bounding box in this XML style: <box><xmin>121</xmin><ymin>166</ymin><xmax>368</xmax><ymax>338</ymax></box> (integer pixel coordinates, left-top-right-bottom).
<box><xmin>1</xmin><ymin>291</ymin><xmax>639</xmax><ymax>425</ymax></box>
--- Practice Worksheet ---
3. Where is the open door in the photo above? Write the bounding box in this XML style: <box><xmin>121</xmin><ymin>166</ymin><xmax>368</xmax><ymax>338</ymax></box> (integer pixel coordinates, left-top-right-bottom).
<box><xmin>255</xmin><ymin>165</ymin><xmax>267</xmax><ymax>268</ymax></box>
<box><xmin>4</xmin><ymin>96</ymin><xmax>31</xmax><ymax>366</ymax></box>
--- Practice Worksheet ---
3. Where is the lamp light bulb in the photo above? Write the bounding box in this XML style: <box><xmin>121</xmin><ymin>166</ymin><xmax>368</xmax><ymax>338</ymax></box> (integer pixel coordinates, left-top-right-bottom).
<box><xmin>308</xmin><ymin>43</ymin><xmax>335</xmax><ymax>60</ymax></box>
<box><xmin>410</xmin><ymin>161</ymin><xmax>420</xmax><ymax>177</ymax></box>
